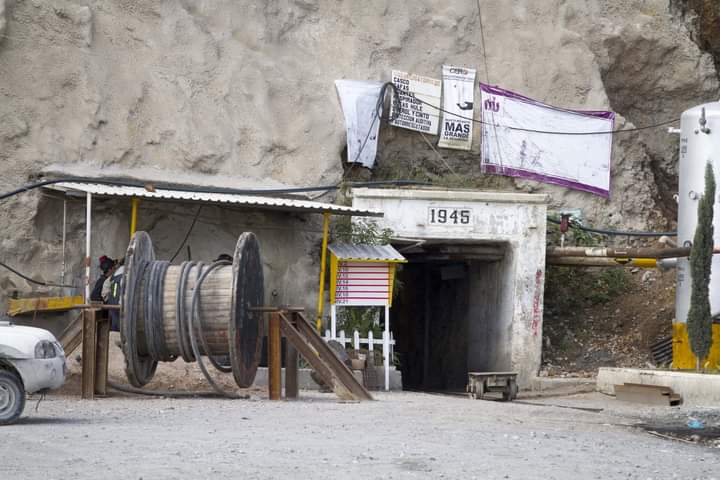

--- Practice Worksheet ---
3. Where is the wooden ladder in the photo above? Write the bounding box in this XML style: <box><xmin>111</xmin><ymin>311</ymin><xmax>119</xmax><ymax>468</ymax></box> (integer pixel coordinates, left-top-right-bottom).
<box><xmin>58</xmin><ymin>312</ymin><xmax>83</xmax><ymax>355</ymax></box>
<box><xmin>279</xmin><ymin>311</ymin><xmax>372</xmax><ymax>401</ymax></box>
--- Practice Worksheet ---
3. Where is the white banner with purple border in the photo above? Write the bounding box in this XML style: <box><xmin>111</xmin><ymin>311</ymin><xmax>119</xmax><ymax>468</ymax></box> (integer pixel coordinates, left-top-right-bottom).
<box><xmin>480</xmin><ymin>83</ymin><xmax>614</xmax><ymax>197</ymax></box>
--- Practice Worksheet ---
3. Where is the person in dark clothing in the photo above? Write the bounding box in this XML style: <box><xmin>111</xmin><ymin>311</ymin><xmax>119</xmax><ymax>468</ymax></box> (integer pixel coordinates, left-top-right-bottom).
<box><xmin>90</xmin><ymin>255</ymin><xmax>115</xmax><ymax>302</ymax></box>
<box><xmin>102</xmin><ymin>257</ymin><xmax>124</xmax><ymax>332</ymax></box>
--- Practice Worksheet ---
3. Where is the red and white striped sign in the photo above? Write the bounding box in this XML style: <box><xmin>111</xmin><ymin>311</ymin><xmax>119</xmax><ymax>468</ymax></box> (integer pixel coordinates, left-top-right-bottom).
<box><xmin>334</xmin><ymin>262</ymin><xmax>391</xmax><ymax>306</ymax></box>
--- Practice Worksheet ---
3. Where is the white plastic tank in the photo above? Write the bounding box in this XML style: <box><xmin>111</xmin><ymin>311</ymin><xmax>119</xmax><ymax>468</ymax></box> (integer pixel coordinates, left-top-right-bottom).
<box><xmin>676</xmin><ymin>101</ymin><xmax>720</xmax><ymax>325</ymax></box>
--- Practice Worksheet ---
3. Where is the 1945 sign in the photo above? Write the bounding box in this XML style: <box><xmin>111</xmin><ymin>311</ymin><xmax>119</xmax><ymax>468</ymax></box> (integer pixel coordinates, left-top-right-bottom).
<box><xmin>428</xmin><ymin>207</ymin><xmax>473</xmax><ymax>226</ymax></box>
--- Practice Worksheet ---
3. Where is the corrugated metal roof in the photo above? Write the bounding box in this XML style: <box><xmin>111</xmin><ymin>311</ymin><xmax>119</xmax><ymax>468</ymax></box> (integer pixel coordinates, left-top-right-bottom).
<box><xmin>329</xmin><ymin>243</ymin><xmax>406</xmax><ymax>262</ymax></box>
<box><xmin>47</xmin><ymin>182</ymin><xmax>383</xmax><ymax>217</ymax></box>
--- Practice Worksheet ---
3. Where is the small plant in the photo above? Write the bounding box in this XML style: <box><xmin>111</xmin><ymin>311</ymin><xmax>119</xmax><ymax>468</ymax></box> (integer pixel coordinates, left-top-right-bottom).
<box><xmin>586</xmin><ymin>269</ymin><xmax>630</xmax><ymax>305</ymax></box>
<box><xmin>545</xmin><ymin>217</ymin><xmax>630</xmax><ymax>316</ymax></box>
<box><xmin>332</xmin><ymin>217</ymin><xmax>394</xmax><ymax>245</ymax></box>
<box><xmin>544</xmin><ymin>266</ymin><xmax>629</xmax><ymax>316</ymax></box>
<box><xmin>337</xmin><ymin>307</ymin><xmax>383</xmax><ymax>338</ymax></box>
<box><xmin>688</xmin><ymin>163</ymin><xmax>716</xmax><ymax>371</ymax></box>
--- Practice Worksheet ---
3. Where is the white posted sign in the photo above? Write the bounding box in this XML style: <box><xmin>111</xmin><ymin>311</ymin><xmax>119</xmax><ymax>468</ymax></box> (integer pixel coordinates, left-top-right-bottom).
<box><xmin>480</xmin><ymin>83</ymin><xmax>614</xmax><ymax>197</ymax></box>
<box><xmin>389</xmin><ymin>70</ymin><xmax>442</xmax><ymax>135</ymax></box>
<box><xmin>335</xmin><ymin>80</ymin><xmax>385</xmax><ymax>168</ymax></box>
<box><xmin>438</xmin><ymin>66</ymin><xmax>476</xmax><ymax>151</ymax></box>
<box><xmin>334</xmin><ymin>262</ymin><xmax>392</xmax><ymax>307</ymax></box>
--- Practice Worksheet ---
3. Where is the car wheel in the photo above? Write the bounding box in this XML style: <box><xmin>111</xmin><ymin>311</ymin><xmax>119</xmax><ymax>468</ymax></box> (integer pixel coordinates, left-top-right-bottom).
<box><xmin>0</xmin><ymin>369</ymin><xmax>25</xmax><ymax>425</ymax></box>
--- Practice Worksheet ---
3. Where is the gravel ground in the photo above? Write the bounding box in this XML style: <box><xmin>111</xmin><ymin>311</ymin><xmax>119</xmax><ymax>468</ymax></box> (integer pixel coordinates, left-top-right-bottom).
<box><xmin>1</xmin><ymin>390</ymin><xmax>718</xmax><ymax>480</ymax></box>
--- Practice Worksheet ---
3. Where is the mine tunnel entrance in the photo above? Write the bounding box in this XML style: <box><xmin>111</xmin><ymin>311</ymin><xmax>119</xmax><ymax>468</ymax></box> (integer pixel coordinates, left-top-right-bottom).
<box><xmin>392</xmin><ymin>242</ymin><xmax>510</xmax><ymax>391</ymax></box>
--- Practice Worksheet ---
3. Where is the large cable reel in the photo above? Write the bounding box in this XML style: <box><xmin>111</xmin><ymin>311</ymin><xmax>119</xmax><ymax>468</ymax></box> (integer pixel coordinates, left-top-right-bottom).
<box><xmin>120</xmin><ymin>231</ymin><xmax>264</xmax><ymax>390</ymax></box>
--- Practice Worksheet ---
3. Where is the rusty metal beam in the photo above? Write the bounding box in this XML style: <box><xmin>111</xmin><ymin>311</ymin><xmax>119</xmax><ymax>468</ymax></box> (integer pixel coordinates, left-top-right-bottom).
<box><xmin>81</xmin><ymin>309</ymin><xmax>97</xmax><ymax>400</ymax></box>
<box><xmin>547</xmin><ymin>257</ymin><xmax>659</xmax><ymax>268</ymax></box>
<box><xmin>285</xmin><ymin>316</ymin><xmax>299</xmax><ymax>400</ymax></box>
<box><xmin>81</xmin><ymin>308</ymin><xmax>110</xmax><ymax>399</ymax></box>
<box><xmin>284</xmin><ymin>311</ymin><xmax>372</xmax><ymax>401</ymax></box>
<box><xmin>95</xmin><ymin>315</ymin><xmax>110</xmax><ymax>397</ymax></box>
<box><xmin>7</xmin><ymin>295</ymin><xmax>85</xmax><ymax>316</ymax></box>
<box><xmin>546</xmin><ymin>246</ymin><xmax>694</xmax><ymax>259</ymax></box>
<box><xmin>268</xmin><ymin>311</ymin><xmax>282</xmax><ymax>400</ymax></box>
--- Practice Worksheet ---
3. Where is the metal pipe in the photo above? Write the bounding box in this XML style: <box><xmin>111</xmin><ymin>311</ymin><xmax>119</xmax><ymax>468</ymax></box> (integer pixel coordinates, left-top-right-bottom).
<box><xmin>384</xmin><ymin>304</ymin><xmax>390</xmax><ymax>392</ymax></box>
<box><xmin>545</xmin><ymin>246</ymin><xmax>718</xmax><ymax>259</ymax></box>
<box><xmin>61</xmin><ymin>199</ymin><xmax>67</xmax><ymax>286</ymax></box>
<box><xmin>657</xmin><ymin>258</ymin><xmax>678</xmax><ymax>271</ymax></box>
<box><xmin>547</xmin><ymin>257</ymin><xmax>659</xmax><ymax>268</ymax></box>
<box><xmin>315</xmin><ymin>212</ymin><xmax>331</xmax><ymax>332</ymax></box>
<box><xmin>659</xmin><ymin>235</ymin><xmax>677</xmax><ymax>248</ymax></box>
<box><xmin>84</xmin><ymin>192</ymin><xmax>92</xmax><ymax>301</ymax></box>
<box><xmin>396</xmin><ymin>238</ymin><xmax>427</xmax><ymax>253</ymax></box>
<box><xmin>130</xmin><ymin>197</ymin><xmax>140</xmax><ymax>236</ymax></box>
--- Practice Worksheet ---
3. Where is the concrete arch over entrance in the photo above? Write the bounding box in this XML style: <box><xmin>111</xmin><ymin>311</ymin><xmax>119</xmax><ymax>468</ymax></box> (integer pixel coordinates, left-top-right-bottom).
<box><xmin>351</xmin><ymin>188</ymin><xmax>548</xmax><ymax>388</ymax></box>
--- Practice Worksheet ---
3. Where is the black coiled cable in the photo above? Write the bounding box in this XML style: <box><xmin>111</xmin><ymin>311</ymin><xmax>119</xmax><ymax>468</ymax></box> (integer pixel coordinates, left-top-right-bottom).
<box><xmin>144</xmin><ymin>260</ymin><xmax>172</xmax><ymax>361</ymax></box>
<box><xmin>188</xmin><ymin>260</ymin><xmax>239</xmax><ymax>397</ymax></box>
<box><xmin>133</xmin><ymin>258</ymin><xmax>241</xmax><ymax>398</ymax></box>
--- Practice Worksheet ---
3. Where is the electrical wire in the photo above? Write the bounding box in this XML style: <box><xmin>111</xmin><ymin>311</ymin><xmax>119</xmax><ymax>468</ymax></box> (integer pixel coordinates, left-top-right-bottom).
<box><xmin>0</xmin><ymin>260</ymin><xmax>75</xmax><ymax>288</ymax></box>
<box><xmin>342</xmin><ymin>81</ymin><xmax>400</xmax><ymax>180</ymax></box>
<box><xmin>476</xmin><ymin>0</ymin><xmax>491</xmax><ymax>85</ymax></box>
<box><xmin>0</xmin><ymin>177</ymin><xmax>428</xmax><ymax>203</ymax></box>
<box><xmin>107</xmin><ymin>380</ymin><xmax>246</xmax><ymax>398</ymax></box>
<box><xmin>413</xmin><ymin>95</ymin><xmax>679</xmax><ymax>135</ymax></box>
<box><xmin>168</xmin><ymin>206</ymin><xmax>203</xmax><ymax>263</ymax></box>
<box><xmin>475</xmin><ymin>0</ymin><xmax>506</xmax><ymax>173</ymax></box>
<box><xmin>418</xmin><ymin>132</ymin><xmax>462</xmax><ymax>181</ymax></box>
<box><xmin>547</xmin><ymin>216</ymin><xmax>676</xmax><ymax>237</ymax></box>
<box><xmin>188</xmin><ymin>260</ymin><xmax>241</xmax><ymax>398</ymax></box>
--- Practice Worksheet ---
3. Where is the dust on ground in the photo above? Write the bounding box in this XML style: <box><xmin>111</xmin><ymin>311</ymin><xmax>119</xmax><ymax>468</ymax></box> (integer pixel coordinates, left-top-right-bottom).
<box><xmin>1</xmin><ymin>389</ymin><xmax>718</xmax><ymax>480</ymax></box>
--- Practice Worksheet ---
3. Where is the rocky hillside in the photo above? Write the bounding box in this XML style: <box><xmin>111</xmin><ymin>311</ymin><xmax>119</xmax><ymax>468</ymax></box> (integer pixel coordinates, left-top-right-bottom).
<box><xmin>0</xmin><ymin>0</ymin><xmax>719</xmax><ymax>311</ymax></box>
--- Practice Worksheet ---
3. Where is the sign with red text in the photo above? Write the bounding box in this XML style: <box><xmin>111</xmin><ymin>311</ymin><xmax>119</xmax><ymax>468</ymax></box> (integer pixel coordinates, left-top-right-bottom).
<box><xmin>333</xmin><ymin>261</ymin><xmax>392</xmax><ymax>306</ymax></box>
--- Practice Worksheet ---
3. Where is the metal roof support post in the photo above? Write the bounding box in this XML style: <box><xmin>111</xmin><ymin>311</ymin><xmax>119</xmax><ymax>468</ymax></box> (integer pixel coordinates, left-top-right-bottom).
<box><xmin>384</xmin><ymin>304</ymin><xmax>390</xmax><ymax>391</ymax></box>
<box><xmin>315</xmin><ymin>212</ymin><xmax>331</xmax><ymax>332</ymax></box>
<box><xmin>61</xmin><ymin>199</ymin><xmax>67</xmax><ymax>286</ymax></box>
<box><xmin>130</xmin><ymin>197</ymin><xmax>140</xmax><ymax>236</ymax></box>
<box><xmin>85</xmin><ymin>192</ymin><xmax>92</xmax><ymax>302</ymax></box>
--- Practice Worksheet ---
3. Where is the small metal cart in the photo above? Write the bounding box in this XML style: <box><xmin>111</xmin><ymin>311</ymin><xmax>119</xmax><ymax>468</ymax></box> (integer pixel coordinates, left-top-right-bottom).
<box><xmin>466</xmin><ymin>372</ymin><xmax>519</xmax><ymax>401</ymax></box>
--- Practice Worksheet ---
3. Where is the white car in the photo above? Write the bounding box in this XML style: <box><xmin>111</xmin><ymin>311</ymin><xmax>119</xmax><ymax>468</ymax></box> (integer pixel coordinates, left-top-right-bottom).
<box><xmin>0</xmin><ymin>321</ymin><xmax>66</xmax><ymax>425</ymax></box>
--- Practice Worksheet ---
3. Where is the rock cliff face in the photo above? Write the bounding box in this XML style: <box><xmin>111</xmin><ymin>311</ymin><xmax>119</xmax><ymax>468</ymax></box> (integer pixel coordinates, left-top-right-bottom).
<box><xmin>0</xmin><ymin>0</ymin><xmax>718</xmax><ymax>306</ymax></box>
<box><xmin>672</xmin><ymin>0</ymin><xmax>720</xmax><ymax>74</ymax></box>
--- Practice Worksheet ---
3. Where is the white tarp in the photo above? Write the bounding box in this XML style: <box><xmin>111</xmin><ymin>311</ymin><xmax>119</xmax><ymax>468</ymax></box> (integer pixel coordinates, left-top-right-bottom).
<box><xmin>389</xmin><ymin>70</ymin><xmax>442</xmax><ymax>135</ymax></box>
<box><xmin>480</xmin><ymin>83</ymin><xmax>614</xmax><ymax>197</ymax></box>
<box><xmin>438</xmin><ymin>66</ymin><xmax>476</xmax><ymax>151</ymax></box>
<box><xmin>335</xmin><ymin>80</ymin><xmax>385</xmax><ymax>168</ymax></box>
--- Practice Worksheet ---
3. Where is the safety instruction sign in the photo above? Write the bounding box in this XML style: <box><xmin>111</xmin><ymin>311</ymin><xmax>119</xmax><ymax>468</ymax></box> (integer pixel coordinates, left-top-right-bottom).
<box><xmin>389</xmin><ymin>70</ymin><xmax>442</xmax><ymax>135</ymax></box>
<box><xmin>438</xmin><ymin>65</ymin><xmax>476</xmax><ymax>151</ymax></box>
<box><xmin>332</xmin><ymin>261</ymin><xmax>393</xmax><ymax>307</ymax></box>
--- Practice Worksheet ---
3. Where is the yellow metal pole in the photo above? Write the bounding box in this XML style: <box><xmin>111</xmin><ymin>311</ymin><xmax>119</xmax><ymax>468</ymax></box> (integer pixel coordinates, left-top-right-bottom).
<box><xmin>316</xmin><ymin>212</ymin><xmax>331</xmax><ymax>332</ymax></box>
<box><xmin>130</xmin><ymin>197</ymin><xmax>140</xmax><ymax>236</ymax></box>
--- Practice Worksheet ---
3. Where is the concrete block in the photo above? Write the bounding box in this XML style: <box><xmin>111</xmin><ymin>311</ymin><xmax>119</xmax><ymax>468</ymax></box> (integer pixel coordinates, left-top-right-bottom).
<box><xmin>597</xmin><ymin>367</ymin><xmax>720</xmax><ymax>406</ymax></box>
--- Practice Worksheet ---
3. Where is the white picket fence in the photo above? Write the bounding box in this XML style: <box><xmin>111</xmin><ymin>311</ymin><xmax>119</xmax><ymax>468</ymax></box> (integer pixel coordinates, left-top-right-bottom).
<box><xmin>323</xmin><ymin>329</ymin><xmax>395</xmax><ymax>355</ymax></box>
<box><xmin>323</xmin><ymin>329</ymin><xmax>395</xmax><ymax>391</ymax></box>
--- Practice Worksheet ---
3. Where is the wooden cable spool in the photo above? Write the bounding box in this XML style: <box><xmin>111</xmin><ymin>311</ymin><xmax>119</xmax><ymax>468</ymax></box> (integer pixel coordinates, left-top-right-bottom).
<box><xmin>120</xmin><ymin>231</ymin><xmax>264</xmax><ymax>389</ymax></box>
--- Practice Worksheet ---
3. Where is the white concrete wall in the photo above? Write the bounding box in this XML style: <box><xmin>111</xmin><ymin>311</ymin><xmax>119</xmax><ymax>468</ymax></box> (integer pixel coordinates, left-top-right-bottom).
<box><xmin>351</xmin><ymin>188</ymin><xmax>548</xmax><ymax>387</ymax></box>
<box><xmin>597</xmin><ymin>367</ymin><xmax>720</xmax><ymax>406</ymax></box>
